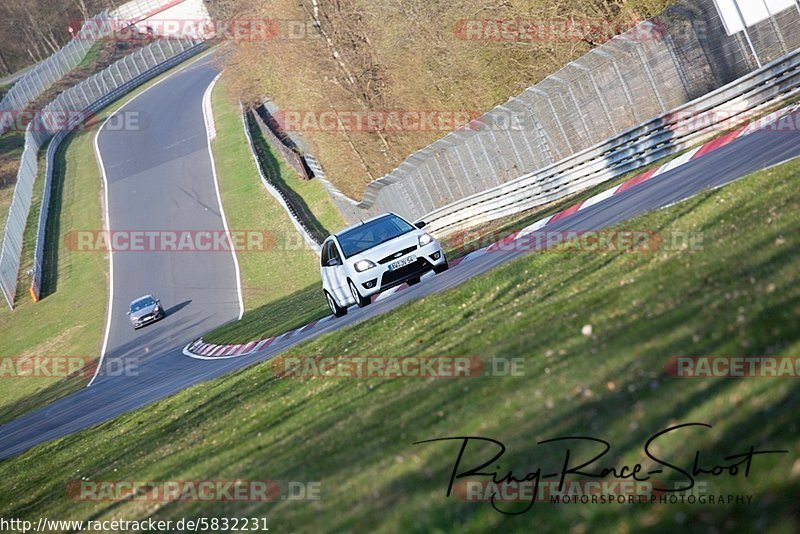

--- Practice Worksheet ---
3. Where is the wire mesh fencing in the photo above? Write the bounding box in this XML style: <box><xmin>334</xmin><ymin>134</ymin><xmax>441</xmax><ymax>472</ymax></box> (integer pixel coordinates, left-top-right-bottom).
<box><xmin>0</xmin><ymin>0</ymin><xmax>184</xmax><ymax>137</ymax></box>
<box><xmin>0</xmin><ymin>37</ymin><xmax>205</xmax><ymax>308</ymax></box>
<box><xmin>322</xmin><ymin>0</ymin><xmax>800</xmax><ymax>225</ymax></box>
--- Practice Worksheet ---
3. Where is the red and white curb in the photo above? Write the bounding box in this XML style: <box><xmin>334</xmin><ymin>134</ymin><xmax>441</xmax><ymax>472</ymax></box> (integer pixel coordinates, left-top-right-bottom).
<box><xmin>183</xmin><ymin>104</ymin><xmax>798</xmax><ymax>360</ymax></box>
<box><xmin>183</xmin><ymin>316</ymin><xmax>337</xmax><ymax>359</ymax></box>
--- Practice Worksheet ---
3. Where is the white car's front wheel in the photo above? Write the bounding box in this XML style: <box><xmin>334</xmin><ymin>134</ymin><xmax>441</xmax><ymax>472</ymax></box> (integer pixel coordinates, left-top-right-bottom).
<box><xmin>325</xmin><ymin>291</ymin><xmax>348</xmax><ymax>318</ymax></box>
<box><xmin>349</xmin><ymin>279</ymin><xmax>372</xmax><ymax>308</ymax></box>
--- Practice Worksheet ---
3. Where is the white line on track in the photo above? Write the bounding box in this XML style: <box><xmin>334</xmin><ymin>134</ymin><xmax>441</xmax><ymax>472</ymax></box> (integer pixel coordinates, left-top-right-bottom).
<box><xmin>90</xmin><ymin>50</ymin><xmax>226</xmax><ymax>387</ymax></box>
<box><xmin>202</xmin><ymin>72</ymin><xmax>244</xmax><ymax>320</ymax></box>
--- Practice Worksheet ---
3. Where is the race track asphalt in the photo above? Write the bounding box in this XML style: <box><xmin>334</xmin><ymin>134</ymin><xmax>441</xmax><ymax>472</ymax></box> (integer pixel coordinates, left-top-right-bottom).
<box><xmin>1</xmin><ymin>53</ymin><xmax>798</xmax><ymax>459</ymax></box>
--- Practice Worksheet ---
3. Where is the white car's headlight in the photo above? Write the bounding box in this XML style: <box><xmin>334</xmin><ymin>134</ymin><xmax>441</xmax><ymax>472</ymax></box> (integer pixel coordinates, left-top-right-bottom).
<box><xmin>354</xmin><ymin>259</ymin><xmax>376</xmax><ymax>272</ymax></box>
<box><xmin>418</xmin><ymin>233</ymin><xmax>433</xmax><ymax>247</ymax></box>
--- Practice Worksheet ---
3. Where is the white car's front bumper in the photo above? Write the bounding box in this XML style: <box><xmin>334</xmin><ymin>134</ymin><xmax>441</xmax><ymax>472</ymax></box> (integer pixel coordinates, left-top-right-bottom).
<box><xmin>348</xmin><ymin>240</ymin><xmax>446</xmax><ymax>297</ymax></box>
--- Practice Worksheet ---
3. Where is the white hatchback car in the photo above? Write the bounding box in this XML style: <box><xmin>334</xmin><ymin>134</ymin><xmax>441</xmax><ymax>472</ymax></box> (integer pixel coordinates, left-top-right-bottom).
<box><xmin>321</xmin><ymin>212</ymin><xmax>448</xmax><ymax>317</ymax></box>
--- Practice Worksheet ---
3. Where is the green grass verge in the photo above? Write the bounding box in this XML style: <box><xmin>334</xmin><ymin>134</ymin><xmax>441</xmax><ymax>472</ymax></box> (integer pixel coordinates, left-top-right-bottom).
<box><xmin>0</xmin><ymin>51</ymin><xmax>215</xmax><ymax>424</ymax></box>
<box><xmin>0</xmin><ymin>123</ymin><xmax>106</xmax><ymax>424</ymax></box>
<box><xmin>76</xmin><ymin>42</ymin><xmax>104</xmax><ymax>70</ymax></box>
<box><xmin>200</xmin><ymin>76</ymin><xmax>342</xmax><ymax>345</ymax></box>
<box><xmin>276</xmin><ymin>157</ymin><xmax>344</xmax><ymax>236</ymax></box>
<box><xmin>0</xmin><ymin>156</ymin><xmax>797</xmax><ymax>531</ymax></box>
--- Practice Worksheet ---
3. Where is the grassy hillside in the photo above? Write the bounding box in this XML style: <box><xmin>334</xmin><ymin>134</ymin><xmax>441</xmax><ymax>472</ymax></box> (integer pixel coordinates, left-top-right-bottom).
<box><xmin>0</xmin><ymin>156</ymin><xmax>797</xmax><ymax>531</ymax></box>
<box><xmin>216</xmin><ymin>0</ymin><xmax>674</xmax><ymax>199</ymax></box>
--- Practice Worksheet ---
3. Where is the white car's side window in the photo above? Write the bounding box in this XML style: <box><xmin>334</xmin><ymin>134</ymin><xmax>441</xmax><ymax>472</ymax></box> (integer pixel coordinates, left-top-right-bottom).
<box><xmin>330</xmin><ymin>241</ymin><xmax>342</xmax><ymax>263</ymax></box>
<box><xmin>321</xmin><ymin>240</ymin><xmax>332</xmax><ymax>267</ymax></box>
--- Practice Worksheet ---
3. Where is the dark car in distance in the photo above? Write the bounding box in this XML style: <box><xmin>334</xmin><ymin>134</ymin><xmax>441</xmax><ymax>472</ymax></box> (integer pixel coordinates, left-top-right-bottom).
<box><xmin>127</xmin><ymin>294</ymin><xmax>166</xmax><ymax>329</ymax></box>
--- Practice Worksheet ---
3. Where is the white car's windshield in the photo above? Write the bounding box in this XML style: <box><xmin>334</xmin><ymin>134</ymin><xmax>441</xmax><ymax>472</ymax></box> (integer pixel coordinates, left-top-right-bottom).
<box><xmin>337</xmin><ymin>214</ymin><xmax>414</xmax><ymax>258</ymax></box>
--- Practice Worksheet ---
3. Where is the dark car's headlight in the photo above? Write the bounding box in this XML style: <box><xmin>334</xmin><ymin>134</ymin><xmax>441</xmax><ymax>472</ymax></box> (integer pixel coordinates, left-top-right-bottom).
<box><xmin>354</xmin><ymin>259</ymin><xmax>376</xmax><ymax>272</ymax></box>
<box><xmin>418</xmin><ymin>233</ymin><xmax>433</xmax><ymax>247</ymax></box>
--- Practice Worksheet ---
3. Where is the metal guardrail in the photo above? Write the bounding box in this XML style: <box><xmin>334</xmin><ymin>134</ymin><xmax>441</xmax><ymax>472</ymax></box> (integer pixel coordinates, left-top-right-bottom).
<box><xmin>252</xmin><ymin>105</ymin><xmax>312</xmax><ymax>180</ymax></box>
<box><xmin>243</xmin><ymin>108</ymin><xmax>323</xmax><ymax>254</ymax></box>
<box><xmin>0</xmin><ymin>0</ymin><xmax>211</xmax><ymax>308</ymax></box>
<box><xmin>420</xmin><ymin>47</ymin><xmax>800</xmax><ymax>235</ymax></box>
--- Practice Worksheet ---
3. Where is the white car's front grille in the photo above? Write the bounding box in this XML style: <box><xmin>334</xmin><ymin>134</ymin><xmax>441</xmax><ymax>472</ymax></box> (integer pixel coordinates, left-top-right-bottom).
<box><xmin>377</xmin><ymin>245</ymin><xmax>417</xmax><ymax>265</ymax></box>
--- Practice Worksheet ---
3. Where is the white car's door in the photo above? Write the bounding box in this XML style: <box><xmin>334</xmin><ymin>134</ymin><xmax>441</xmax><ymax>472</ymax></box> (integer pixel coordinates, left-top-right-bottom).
<box><xmin>328</xmin><ymin>239</ymin><xmax>350</xmax><ymax>304</ymax></box>
<box><xmin>321</xmin><ymin>240</ymin><xmax>348</xmax><ymax>305</ymax></box>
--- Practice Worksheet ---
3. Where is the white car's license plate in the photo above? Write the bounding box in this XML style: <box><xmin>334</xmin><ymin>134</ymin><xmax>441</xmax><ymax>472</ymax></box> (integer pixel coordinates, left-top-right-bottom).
<box><xmin>388</xmin><ymin>254</ymin><xmax>416</xmax><ymax>271</ymax></box>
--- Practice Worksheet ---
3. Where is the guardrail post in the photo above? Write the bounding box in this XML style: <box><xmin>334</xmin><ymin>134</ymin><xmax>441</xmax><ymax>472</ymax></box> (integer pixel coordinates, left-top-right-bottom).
<box><xmin>43</xmin><ymin>59</ymin><xmax>58</xmax><ymax>87</ymax></box>
<box><xmin>21</xmin><ymin>77</ymin><xmax>36</xmax><ymax>105</ymax></box>
<box><xmin>759</xmin><ymin>0</ymin><xmax>788</xmax><ymax>56</ymax></box>
<box><xmin>79</xmin><ymin>86</ymin><xmax>91</xmax><ymax>108</ymax></box>
<box><xmin>550</xmin><ymin>75</ymin><xmax>593</xmax><ymax>147</ymax></box>
<box><xmin>516</xmin><ymin>100</ymin><xmax>552</xmax><ymax>166</ymax></box>
<box><xmin>66</xmin><ymin>91</ymin><xmax>79</xmax><ymax>111</ymax></box>
<box><xmin>92</xmin><ymin>76</ymin><xmax>103</xmax><ymax>97</ymax></box>
<box><xmin>129</xmin><ymin>54</ymin><xmax>142</xmax><ymax>76</ymax></box>
<box><xmin>114</xmin><ymin>64</ymin><xmax>126</xmax><ymax>86</ymax></box>
<box><xmin>148</xmin><ymin>45</ymin><xmax>159</xmax><ymax>66</ymax></box>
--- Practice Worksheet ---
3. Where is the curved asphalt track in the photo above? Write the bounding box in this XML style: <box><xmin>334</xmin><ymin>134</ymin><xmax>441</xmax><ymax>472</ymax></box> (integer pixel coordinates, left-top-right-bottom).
<box><xmin>1</xmin><ymin>54</ymin><xmax>799</xmax><ymax>459</ymax></box>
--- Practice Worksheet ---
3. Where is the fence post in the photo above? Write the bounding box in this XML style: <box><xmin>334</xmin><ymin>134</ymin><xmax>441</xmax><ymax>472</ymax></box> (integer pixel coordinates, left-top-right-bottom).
<box><xmin>529</xmin><ymin>87</ymin><xmax>573</xmax><ymax>155</ymax></box>
<box><xmin>129</xmin><ymin>54</ymin><xmax>142</xmax><ymax>76</ymax></box>
<box><xmin>572</xmin><ymin>61</ymin><xmax>615</xmax><ymax>134</ymax></box>
<box><xmin>594</xmin><ymin>48</ymin><xmax>636</xmax><ymax>121</ymax></box>
<box><xmin>619</xmin><ymin>35</ymin><xmax>667</xmax><ymax>112</ymax></box>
